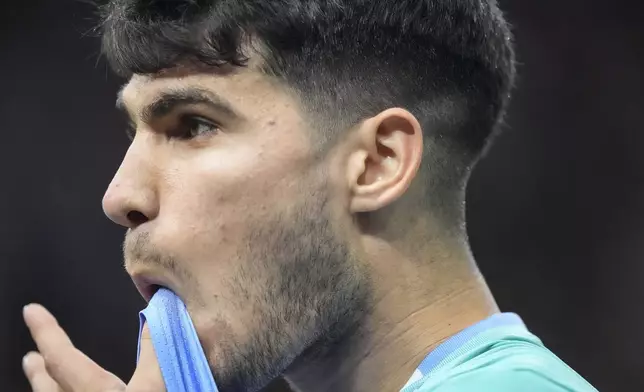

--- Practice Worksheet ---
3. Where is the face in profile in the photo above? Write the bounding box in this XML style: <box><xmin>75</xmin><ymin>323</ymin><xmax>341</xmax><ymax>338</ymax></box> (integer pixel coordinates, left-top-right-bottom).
<box><xmin>102</xmin><ymin>65</ymin><xmax>371</xmax><ymax>391</ymax></box>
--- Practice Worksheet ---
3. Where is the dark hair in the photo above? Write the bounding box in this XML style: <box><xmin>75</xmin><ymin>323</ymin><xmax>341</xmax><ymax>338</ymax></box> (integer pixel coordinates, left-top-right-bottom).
<box><xmin>99</xmin><ymin>0</ymin><xmax>515</xmax><ymax>212</ymax></box>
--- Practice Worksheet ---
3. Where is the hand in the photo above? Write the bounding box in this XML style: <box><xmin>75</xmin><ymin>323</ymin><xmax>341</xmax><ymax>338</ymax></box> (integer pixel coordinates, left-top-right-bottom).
<box><xmin>22</xmin><ymin>304</ymin><xmax>166</xmax><ymax>392</ymax></box>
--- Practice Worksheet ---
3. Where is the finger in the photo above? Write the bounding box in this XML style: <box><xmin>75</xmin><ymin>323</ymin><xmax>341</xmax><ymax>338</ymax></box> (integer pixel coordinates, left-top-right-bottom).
<box><xmin>22</xmin><ymin>352</ymin><xmax>61</xmax><ymax>392</ymax></box>
<box><xmin>128</xmin><ymin>322</ymin><xmax>166</xmax><ymax>392</ymax></box>
<box><xmin>23</xmin><ymin>304</ymin><xmax>125</xmax><ymax>392</ymax></box>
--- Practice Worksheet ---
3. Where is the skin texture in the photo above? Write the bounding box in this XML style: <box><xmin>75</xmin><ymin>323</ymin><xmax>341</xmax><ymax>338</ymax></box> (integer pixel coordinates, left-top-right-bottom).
<box><xmin>23</xmin><ymin>62</ymin><xmax>499</xmax><ymax>392</ymax></box>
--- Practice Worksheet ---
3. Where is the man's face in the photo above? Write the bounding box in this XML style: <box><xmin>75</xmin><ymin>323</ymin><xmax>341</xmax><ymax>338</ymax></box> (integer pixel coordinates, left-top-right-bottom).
<box><xmin>102</xmin><ymin>66</ymin><xmax>370</xmax><ymax>391</ymax></box>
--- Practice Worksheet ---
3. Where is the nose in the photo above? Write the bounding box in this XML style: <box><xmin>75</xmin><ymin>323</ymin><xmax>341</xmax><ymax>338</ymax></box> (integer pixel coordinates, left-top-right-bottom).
<box><xmin>102</xmin><ymin>146</ymin><xmax>159</xmax><ymax>229</ymax></box>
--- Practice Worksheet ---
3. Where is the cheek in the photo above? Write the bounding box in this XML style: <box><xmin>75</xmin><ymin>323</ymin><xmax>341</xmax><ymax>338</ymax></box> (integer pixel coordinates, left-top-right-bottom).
<box><xmin>152</xmin><ymin>143</ymin><xmax>312</xmax><ymax>270</ymax></box>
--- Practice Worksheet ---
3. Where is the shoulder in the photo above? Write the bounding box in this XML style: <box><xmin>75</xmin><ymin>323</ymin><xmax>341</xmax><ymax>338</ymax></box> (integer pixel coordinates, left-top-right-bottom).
<box><xmin>413</xmin><ymin>345</ymin><xmax>597</xmax><ymax>392</ymax></box>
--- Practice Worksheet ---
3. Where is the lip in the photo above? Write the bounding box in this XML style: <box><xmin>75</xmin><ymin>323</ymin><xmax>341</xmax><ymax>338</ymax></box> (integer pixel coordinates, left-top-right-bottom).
<box><xmin>129</xmin><ymin>269</ymin><xmax>178</xmax><ymax>303</ymax></box>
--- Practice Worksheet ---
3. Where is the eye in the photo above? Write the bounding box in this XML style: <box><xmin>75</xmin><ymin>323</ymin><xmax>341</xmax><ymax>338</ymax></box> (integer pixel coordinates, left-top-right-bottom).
<box><xmin>175</xmin><ymin>115</ymin><xmax>220</xmax><ymax>140</ymax></box>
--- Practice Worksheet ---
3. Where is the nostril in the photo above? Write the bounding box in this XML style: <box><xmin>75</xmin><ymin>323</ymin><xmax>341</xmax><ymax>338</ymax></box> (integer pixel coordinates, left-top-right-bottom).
<box><xmin>127</xmin><ymin>210</ymin><xmax>149</xmax><ymax>226</ymax></box>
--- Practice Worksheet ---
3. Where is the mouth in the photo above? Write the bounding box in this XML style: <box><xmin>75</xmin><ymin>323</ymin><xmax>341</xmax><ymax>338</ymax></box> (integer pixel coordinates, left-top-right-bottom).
<box><xmin>130</xmin><ymin>271</ymin><xmax>177</xmax><ymax>303</ymax></box>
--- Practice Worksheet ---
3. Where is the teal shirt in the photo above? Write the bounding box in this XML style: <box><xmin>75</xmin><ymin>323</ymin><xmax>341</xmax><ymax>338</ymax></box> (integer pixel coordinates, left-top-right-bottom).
<box><xmin>401</xmin><ymin>314</ymin><xmax>598</xmax><ymax>392</ymax></box>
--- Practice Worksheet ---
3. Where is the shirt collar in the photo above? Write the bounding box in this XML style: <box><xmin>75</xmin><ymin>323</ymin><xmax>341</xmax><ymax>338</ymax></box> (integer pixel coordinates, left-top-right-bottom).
<box><xmin>400</xmin><ymin>313</ymin><xmax>525</xmax><ymax>391</ymax></box>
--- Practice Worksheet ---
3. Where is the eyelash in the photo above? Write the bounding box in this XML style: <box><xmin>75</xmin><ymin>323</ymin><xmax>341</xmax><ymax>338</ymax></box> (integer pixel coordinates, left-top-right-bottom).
<box><xmin>172</xmin><ymin>115</ymin><xmax>220</xmax><ymax>140</ymax></box>
<box><xmin>126</xmin><ymin>122</ymin><xmax>136</xmax><ymax>141</ymax></box>
<box><xmin>125</xmin><ymin>115</ymin><xmax>220</xmax><ymax>141</ymax></box>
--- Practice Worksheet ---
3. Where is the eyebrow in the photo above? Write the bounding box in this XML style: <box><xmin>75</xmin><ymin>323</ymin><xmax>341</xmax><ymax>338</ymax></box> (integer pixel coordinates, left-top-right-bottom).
<box><xmin>116</xmin><ymin>86</ymin><xmax>240</xmax><ymax>124</ymax></box>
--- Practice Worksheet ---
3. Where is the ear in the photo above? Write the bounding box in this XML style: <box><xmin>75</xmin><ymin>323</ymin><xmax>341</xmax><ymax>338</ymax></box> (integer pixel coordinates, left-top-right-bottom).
<box><xmin>347</xmin><ymin>108</ymin><xmax>423</xmax><ymax>213</ymax></box>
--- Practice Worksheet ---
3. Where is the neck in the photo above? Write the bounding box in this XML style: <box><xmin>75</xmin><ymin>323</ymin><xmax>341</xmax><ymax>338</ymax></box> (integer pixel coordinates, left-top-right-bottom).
<box><xmin>283</xmin><ymin>240</ymin><xmax>499</xmax><ymax>392</ymax></box>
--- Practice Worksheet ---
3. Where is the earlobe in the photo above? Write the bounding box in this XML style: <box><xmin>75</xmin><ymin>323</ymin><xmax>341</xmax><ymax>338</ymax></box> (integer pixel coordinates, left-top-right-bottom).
<box><xmin>348</xmin><ymin>108</ymin><xmax>423</xmax><ymax>213</ymax></box>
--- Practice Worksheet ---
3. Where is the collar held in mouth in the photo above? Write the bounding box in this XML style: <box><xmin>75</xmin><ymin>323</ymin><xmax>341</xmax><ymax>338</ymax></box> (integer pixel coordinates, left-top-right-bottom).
<box><xmin>138</xmin><ymin>288</ymin><xmax>220</xmax><ymax>392</ymax></box>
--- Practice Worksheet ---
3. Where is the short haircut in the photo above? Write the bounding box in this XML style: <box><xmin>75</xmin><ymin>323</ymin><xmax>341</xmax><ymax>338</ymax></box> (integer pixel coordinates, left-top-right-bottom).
<box><xmin>99</xmin><ymin>0</ymin><xmax>516</xmax><ymax>214</ymax></box>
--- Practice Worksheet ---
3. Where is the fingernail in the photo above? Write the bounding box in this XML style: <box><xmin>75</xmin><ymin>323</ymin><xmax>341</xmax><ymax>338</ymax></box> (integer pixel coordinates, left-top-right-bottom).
<box><xmin>23</xmin><ymin>304</ymin><xmax>33</xmax><ymax>320</ymax></box>
<box><xmin>22</xmin><ymin>304</ymin><xmax>40</xmax><ymax>324</ymax></box>
<box><xmin>22</xmin><ymin>353</ymin><xmax>31</xmax><ymax>369</ymax></box>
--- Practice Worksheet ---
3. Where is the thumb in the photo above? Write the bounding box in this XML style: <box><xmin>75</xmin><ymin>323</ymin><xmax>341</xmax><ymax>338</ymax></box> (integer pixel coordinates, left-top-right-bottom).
<box><xmin>127</xmin><ymin>322</ymin><xmax>166</xmax><ymax>392</ymax></box>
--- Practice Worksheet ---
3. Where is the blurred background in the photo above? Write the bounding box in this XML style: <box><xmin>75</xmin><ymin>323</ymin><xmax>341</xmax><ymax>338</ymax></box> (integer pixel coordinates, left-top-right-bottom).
<box><xmin>1</xmin><ymin>0</ymin><xmax>642</xmax><ymax>391</ymax></box>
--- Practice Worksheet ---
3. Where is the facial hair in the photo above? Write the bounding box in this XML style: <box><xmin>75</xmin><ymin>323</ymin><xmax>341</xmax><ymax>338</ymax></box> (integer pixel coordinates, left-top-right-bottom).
<box><xmin>123</xmin><ymin>176</ymin><xmax>372</xmax><ymax>392</ymax></box>
<box><xmin>212</xmin><ymin>180</ymin><xmax>372</xmax><ymax>392</ymax></box>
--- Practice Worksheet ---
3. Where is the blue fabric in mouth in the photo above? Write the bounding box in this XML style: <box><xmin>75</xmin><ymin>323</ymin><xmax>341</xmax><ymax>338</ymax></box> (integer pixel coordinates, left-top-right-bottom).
<box><xmin>138</xmin><ymin>287</ymin><xmax>220</xmax><ymax>392</ymax></box>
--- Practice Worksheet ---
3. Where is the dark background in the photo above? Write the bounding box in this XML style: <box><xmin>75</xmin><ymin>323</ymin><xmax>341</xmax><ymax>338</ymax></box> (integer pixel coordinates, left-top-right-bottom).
<box><xmin>1</xmin><ymin>1</ymin><xmax>642</xmax><ymax>391</ymax></box>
